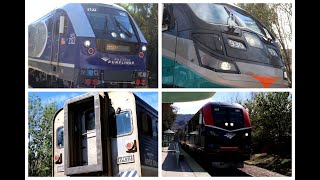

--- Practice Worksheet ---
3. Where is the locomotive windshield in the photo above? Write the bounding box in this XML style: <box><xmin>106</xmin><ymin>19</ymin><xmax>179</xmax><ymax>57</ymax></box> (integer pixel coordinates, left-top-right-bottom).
<box><xmin>188</xmin><ymin>4</ymin><xmax>266</xmax><ymax>37</ymax></box>
<box><xmin>83</xmin><ymin>5</ymin><xmax>138</xmax><ymax>43</ymax></box>
<box><xmin>228</xmin><ymin>8</ymin><xmax>264</xmax><ymax>35</ymax></box>
<box><xmin>212</xmin><ymin>107</ymin><xmax>244</xmax><ymax>128</ymax></box>
<box><xmin>188</xmin><ymin>4</ymin><xmax>231</xmax><ymax>25</ymax></box>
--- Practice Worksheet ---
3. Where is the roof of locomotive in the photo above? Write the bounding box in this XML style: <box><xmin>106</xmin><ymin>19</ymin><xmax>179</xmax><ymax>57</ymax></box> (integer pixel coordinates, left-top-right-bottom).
<box><xmin>203</xmin><ymin>102</ymin><xmax>244</xmax><ymax>109</ymax></box>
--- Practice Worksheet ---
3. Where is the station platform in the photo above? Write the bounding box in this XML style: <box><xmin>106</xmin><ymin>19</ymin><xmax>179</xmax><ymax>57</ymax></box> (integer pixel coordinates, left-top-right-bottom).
<box><xmin>161</xmin><ymin>142</ymin><xmax>210</xmax><ymax>177</ymax></box>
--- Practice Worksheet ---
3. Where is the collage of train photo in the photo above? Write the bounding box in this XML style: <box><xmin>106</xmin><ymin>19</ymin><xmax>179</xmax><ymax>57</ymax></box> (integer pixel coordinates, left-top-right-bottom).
<box><xmin>27</xmin><ymin>0</ymin><xmax>294</xmax><ymax>178</ymax></box>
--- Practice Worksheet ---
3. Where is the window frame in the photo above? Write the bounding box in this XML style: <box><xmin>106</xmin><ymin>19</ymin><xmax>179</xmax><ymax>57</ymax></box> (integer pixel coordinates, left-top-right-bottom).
<box><xmin>56</xmin><ymin>126</ymin><xmax>64</xmax><ymax>149</ymax></box>
<box><xmin>115</xmin><ymin>109</ymin><xmax>134</xmax><ymax>137</ymax></box>
<box><xmin>141</xmin><ymin>112</ymin><xmax>153</xmax><ymax>136</ymax></box>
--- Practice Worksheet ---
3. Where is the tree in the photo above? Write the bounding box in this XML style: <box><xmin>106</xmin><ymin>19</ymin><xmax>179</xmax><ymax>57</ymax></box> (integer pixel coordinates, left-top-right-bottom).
<box><xmin>117</xmin><ymin>3</ymin><xmax>158</xmax><ymax>87</ymax></box>
<box><xmin>28</xmin><ymin>95</ymin><xmax>58</xmax><ymax>176</ymax></box>
<box><xmin>238</xmin><ymin>3</ymin><xmax>292</xmax><ymax>85</ymax></box>
<box><xmin>162</xmin><ymin>103</ymin><xmax>178</xmax><ymax>131</ymax></box>
<box><xmin>242</xmin><ymin>92</ymin><xmax>292</xmax><ymax>155</ymax></box>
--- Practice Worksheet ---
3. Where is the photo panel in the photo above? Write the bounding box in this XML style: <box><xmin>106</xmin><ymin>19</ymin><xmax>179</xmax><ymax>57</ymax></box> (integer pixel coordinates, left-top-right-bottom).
<box><xmin>28</xmin><ymin>2</ymin><xmax>158</xmax><ymax>88</ymax></box>
<box><xmin>28</xmin><ymin>91</ymin><xmax>158</xmax><ymax>177</ymax></box>
<box><xmin>161</xmin><ymin>92</ymin><xmax>292</xmax><ymax>177</ymax></box>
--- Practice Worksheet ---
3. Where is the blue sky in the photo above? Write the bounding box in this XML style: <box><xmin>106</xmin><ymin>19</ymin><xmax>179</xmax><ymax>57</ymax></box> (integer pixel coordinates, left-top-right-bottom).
<box><xmin>173</xmin><ymin>92</ymin><xmax>252</xmax><ymax>114</ymax></box>
<box><xmin>28</xmin><ymin>92</ymin><xmax>158</xmax><ymax>111</ymax></box>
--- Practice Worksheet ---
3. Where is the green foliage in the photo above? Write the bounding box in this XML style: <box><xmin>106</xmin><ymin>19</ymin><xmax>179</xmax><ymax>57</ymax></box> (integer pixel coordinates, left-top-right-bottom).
<box><xmin>117</xmin><ymin>3</ymin><xmax>158</xmax><ymax>87</ymax></box>
<box><xmin>246</xmin><ymin>153</ymin><xmax>291</xmax><ymax>176</ymax></box>
<box><xmin>237</xmin><ymin>3</ymin><xmax>277</xmax><ymax>31</ymax></box>
<box><xmin>162</xmin><ymin>103</ymin><xmax>178</xmax><ymax>132</ymax></box>
<box><xmin>242</xmin><ymin>92</ymin><xmax>292</xmax><ymax>156</ymax></box>
<box><xmin>237</xmin><ymin>3</ymin><xmax>292</xmax><ymax>85</ymax></box>
<box><xmin>28</xmin><ymin>95</ymin><xmax>58</xmax><ymax>176</ymax></box>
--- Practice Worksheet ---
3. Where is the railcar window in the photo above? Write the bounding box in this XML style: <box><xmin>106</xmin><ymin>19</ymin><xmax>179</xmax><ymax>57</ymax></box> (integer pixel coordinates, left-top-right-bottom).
<box><xmin>54</xmin><ymin>19</ymin><xmax>59</xmax><ymax>36</ymax></box>
<box><xmin>142</xmin><ymin>113</ymin><xmax>148</xmax><ymax>133</ymax></box>
<box><xmin>116</xmin><ymin>111</ymin><xmax>132</xmax><ymax>136</ymax></box>
<box><xmin>57</xmin><ymin>127</ymin><xmax>64</xmax><ymax>148</ymax></box>
<box><xmin>85</xmin><ymin>109</ymin><xmax>95</xmax><ymax>130</ymax></box>
<box><xmin>142</xmin><ymin>113</ymin><xmax>153</xmax><ymax>136</ymax></box>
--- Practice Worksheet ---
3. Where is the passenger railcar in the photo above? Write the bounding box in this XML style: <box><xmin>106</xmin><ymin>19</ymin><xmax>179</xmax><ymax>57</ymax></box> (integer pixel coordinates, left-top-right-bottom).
<box><xmin>52</xmin><ymin>92</ymin><xmax>158</xmax><ymax>176</ymax></box>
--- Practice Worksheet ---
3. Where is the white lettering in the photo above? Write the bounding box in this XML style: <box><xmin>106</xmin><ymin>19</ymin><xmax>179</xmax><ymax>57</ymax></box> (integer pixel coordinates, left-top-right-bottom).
<box><xmin>68</xmin><ymin>33</ymin><xmax>76</xmax><ymax>44</ymax></box>
<box><xmin>87</xmin><ymin>8</ymin><xmax>97</xmax><ymax>12</ymax></box>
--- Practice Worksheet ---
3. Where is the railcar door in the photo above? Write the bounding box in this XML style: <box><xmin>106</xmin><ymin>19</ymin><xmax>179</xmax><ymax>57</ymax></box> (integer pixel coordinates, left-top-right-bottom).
<box><xmin>52</xmin><ymin>109</ymin><xmax>66</xmax><ymax>177</ymax></box>
<box><xmin>63</xmin><ymin>93</ymin><xmax>109</xmax><ymax>176</ymax></box>
<box><xmin>108</xmin><ymin>92</ymin><xmax>141</xmax><ymax>177</ymax></box>
<box><xmin>51</xmin><ymin>10</ymin><xmax>65</xmax><ymax>72</ymax></box>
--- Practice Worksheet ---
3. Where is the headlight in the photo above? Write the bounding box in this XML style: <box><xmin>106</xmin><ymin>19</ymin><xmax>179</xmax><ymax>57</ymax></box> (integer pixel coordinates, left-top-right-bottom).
<box><xmin>245</xmin><ymin>133</ymin><xmax>249</xmax><ymax>137</ymax></box>
<box><xmin>220</xmin><ymin>62</ymin><xmax>231</xmax><ymax>70</ymax></box>
<box><xmin>120</xmin><ymin>33</ymin><xmax>126</xmax><ymax>39</ymax></box>
<box><xmin>84</xmin><ymin>40</ymin><xmax>91</xmax><ymax>47</ymax></box>
<box><xmin>142</xmin><ymin>45</ymin><xmax>147</xmax><ymax>52</ymax></box>
<box><xmin>227</xmin><ymin>39</ymin><xmax>246</xmax><ymax>50</ymax></box>
<box><xmin>268</xmin><ymin>48</ymin><xmax>278</xmax><ymax>57</ymax></box>
<box><xmin>111</xmin><ymin>32</ymin><xmax>117</xmax><ymax>38</ymax></box>
<box><xmin>244</xmin><ymin>32</ymin><xmax>263</xmax><ymax>49</ymax></box>
<box><xmin>199</xmin><ymin>50</ymin><xmax>238</xmax><ymax>73</ymax></box>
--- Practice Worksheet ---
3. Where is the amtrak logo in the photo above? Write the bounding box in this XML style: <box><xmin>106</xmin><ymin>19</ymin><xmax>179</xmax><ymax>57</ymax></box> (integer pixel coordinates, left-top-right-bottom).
<box><xmin>224</xmin><ymin>133</ymin><xmax>236</xmax><ymax>139</ymax></box>
<box><xmin>101</xmin><ymin>57</ymin><xmax>110</xmax><ymax>62</ymax></box>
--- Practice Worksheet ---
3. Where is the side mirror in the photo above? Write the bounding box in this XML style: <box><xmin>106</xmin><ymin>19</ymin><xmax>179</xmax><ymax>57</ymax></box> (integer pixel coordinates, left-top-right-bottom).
<box><xmin>162</xmin><ymin>7</ymin><xmax>170</xmax><ymax>32</ymax></box>
<box><xmin>162</xmin><ymin>19</ymin><xmax>169</xmax><ymax>31</ymax></box>
<box><xmin>59</xmin><ymin>16</ymin><xmax>65</xmax><ymax>34</ymax></box>
<box><xmin>162</xmin><ymin>24</ymin><xmax>168</xmax><ymax>31</ymax></box>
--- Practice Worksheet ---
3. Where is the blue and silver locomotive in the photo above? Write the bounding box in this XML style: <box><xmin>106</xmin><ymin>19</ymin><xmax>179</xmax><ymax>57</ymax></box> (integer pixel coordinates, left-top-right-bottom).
<box><xmin>28</xmin><ymin>3</ymin><xmax>148</xmax><ymax>88</ymax></box>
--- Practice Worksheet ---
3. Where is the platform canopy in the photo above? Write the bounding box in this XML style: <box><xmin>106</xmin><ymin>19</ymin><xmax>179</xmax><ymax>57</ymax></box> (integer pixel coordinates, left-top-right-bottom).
<box><xmin>162</xmin><ymin>92</ymin><xmax>215</xmax><ymax>103</ymax></box>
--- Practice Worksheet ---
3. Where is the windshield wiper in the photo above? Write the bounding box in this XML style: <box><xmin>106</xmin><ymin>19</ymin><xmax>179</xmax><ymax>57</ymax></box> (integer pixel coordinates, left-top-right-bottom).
<box><xmin>225</xmin><ymin>12</ymin><xmax>240</xmax><ymax>34</ymax></box>
<box><xmin>227</xmin><ymin>13</ymin><xmax>236</xmax><ymax>29</ymax></box>
<box><xmin>114</xmin><ymin>17</ymin><xmax>132</xmax><ymax>38</ymax></box>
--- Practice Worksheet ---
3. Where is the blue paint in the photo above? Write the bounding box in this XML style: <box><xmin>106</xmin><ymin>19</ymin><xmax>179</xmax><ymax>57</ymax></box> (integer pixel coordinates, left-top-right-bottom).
<box><xmin>132</xmin><ymin>170</ymin><xmax>137</xmax><ymax>176</ymax></box>
<box><xmin>62</xmin><ymin>4</ymin><xmax>95</xmax><ymax>37</ymax></box>
<box><xmin>125</xmin><ymin>171</ymin><xmax>131</xmax><ymax>177</ymax></box>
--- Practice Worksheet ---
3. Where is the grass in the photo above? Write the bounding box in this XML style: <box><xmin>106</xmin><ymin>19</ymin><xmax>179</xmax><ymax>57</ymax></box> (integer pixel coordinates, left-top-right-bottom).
<box><xmin>245</xmin><ymin>153</ymin><xmax>292</xmax><ymax>176</ymax></box>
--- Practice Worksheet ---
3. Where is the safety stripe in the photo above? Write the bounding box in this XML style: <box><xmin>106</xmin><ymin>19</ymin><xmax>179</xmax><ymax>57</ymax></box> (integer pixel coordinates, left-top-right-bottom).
<box><xmin>119</xmin><ymin>170</ymin><xmax>138</xmax><ymax>177</ymax></box>
<box><xmin>29</xmin><ymin>58</ymin><xmax>75</xmax><ymax>68</ymax></box>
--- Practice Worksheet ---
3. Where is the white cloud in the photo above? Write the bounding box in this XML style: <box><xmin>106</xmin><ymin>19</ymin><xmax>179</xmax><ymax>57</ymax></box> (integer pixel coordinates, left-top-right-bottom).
<box><xmin>42</xmin><ymin>93</ymin><xmax>81</xmax><ymax>107</ymax></box>
<box><xmin>27</xmin><ymin>0</ymin><xmax>67</xmax><ymax>24</ymax></box>
<box><xmin>173</xmin><ymin>98</ymin><xmax>212</xmax><ymax>114</ymax></box>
